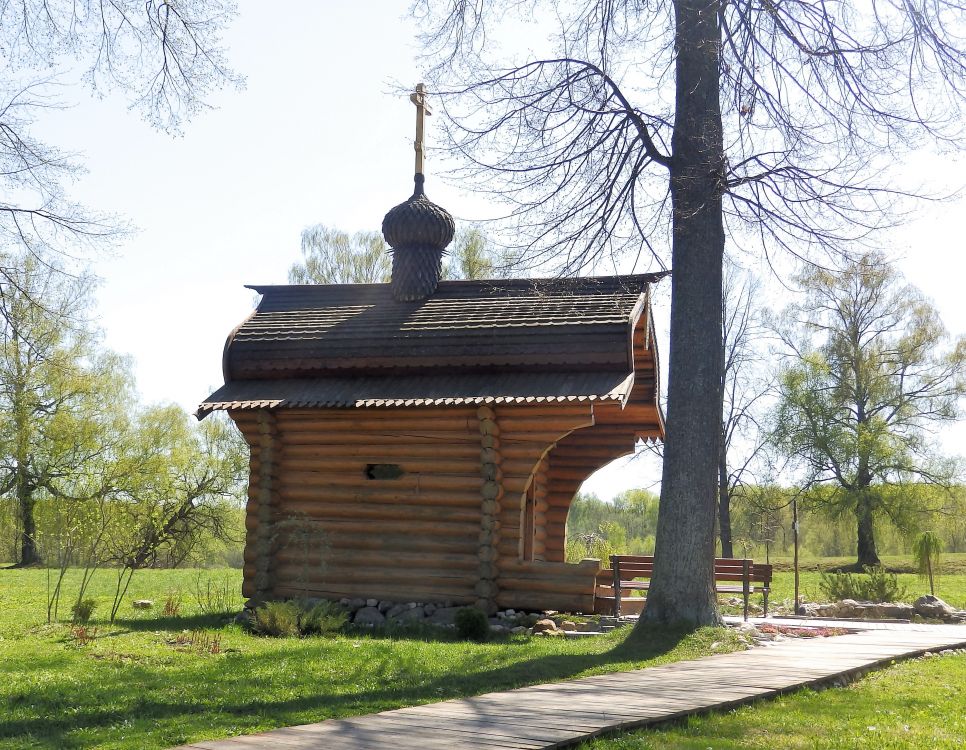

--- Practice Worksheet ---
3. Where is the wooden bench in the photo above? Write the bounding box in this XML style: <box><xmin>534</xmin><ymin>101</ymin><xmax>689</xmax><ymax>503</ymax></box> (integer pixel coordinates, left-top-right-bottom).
<box><xmin>609</xmin><ymin>555</ymin><xmax>773</xmax><ymax>620</ymax></box>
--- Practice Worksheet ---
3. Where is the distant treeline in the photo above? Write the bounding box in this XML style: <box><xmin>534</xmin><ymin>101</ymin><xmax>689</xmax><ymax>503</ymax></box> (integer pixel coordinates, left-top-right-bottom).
<box><xmin>567</xmin><ymin>484</ymin><xmax>966</xmax><ymax>564</ymax></box>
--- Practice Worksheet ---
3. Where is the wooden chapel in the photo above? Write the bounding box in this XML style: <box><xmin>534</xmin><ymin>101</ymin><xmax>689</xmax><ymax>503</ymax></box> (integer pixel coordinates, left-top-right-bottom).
<box><xmin>198</xmin><ymin>86</ymin><xmax>666</xmax><ymax>614</ymax></box>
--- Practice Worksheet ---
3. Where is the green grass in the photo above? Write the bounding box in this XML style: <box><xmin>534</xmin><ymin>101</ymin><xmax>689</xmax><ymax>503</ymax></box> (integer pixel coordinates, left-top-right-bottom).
<box><xmin>0</xmin><ymin>567</ymin><xmax>744</xmax><ymax>750</ymax></box>
<box><xmin>765</xmin><ymin>554</ymin><xmax>966</xmax><ymax>611</ymax></box>
<box><xmin>578</xmin><ymin>651</ymin><xmax>966</xmax><ymax>749</ymax></box>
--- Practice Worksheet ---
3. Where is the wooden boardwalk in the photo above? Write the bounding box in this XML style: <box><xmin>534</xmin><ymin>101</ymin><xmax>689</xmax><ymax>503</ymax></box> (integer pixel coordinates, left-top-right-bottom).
<box><xmin>174</xmin><ymin>622</ymin><xmax>966</xmax><ymax>750</ymax></box>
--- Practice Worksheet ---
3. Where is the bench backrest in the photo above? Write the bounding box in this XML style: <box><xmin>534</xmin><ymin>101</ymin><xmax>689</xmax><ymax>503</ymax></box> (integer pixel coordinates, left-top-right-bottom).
<box><xmin>751</xmin><ymin>563</ymin><xmax>773</xmax><ymax>586</ymax></box>
<box><xmin>610</xmin><ymin>555</ymin><xmax>764</xmax><ymax>583</ymax></box>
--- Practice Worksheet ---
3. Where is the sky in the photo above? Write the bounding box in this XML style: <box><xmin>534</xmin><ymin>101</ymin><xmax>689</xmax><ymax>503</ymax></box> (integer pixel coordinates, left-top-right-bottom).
<box><xmin>29</xmin><ymin>1</ymin><xmax>966</xmax><ymax>500</ymax></box>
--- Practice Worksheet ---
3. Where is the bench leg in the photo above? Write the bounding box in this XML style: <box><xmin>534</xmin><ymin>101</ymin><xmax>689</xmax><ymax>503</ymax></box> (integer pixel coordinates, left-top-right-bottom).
<box><xmin>742</xmin><ymin>560</ymin><xmax>750</xmax><ymax>621</ymax></box>
<box><xmin>763</xmin><ymin>589</ymin><xmax>769</xmax><ymax>617</ymax></box>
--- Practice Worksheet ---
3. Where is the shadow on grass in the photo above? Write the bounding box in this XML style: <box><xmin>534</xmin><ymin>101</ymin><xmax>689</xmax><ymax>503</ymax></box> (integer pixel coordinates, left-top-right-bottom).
<box><xmin>1</xmin><ymin>624</ymin><xmax>695</xmax><ymax>749</ymax></box>
<box><xmin>111</xmin><ymin>612</ymin><xmax>238</xmax><ymax>632</ymax></box>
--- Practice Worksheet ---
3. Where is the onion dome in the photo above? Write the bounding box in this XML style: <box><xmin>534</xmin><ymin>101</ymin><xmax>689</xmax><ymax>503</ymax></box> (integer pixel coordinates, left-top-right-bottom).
<box><xmin>382</xmin><ymin>174</ymin><xmax>455</xmax><ymax>301</ymax></box>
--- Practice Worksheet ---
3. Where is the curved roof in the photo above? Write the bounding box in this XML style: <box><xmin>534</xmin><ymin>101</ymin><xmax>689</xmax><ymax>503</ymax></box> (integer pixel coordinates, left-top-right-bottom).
<box><xmin>198</xmin><ymin>273</ymin><xmax>667</xmax><ymax>416</ymax></box>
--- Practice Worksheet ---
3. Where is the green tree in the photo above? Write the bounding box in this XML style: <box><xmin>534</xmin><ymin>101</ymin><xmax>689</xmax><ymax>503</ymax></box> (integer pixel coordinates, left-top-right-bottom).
<box><xmin>773</xmin><ymin>253</ymin><xmax>965</xmax><ymax>568</ymax></box>
<box><xmin>0</xmin><ymin>254</ymin><xmax>131</xmax><ymax>566</ymax></box>
<box><xmin>289</xmin><ymin>227</ymin><xmax>392</xmax><ymax>285</ymax></box>
<box><xmin>418</xmin><ymin>0</ymin><xmax>966</xmax><ymax>626</ymax></box>
<box><xmin>104</xmin><ymin>406</ymin><xmax>247</xmax><ymax>620</ymax></box>
<box><xmin>912</xmin><ymin>530</ymin><xmax>943</xmax><ymax>597</ymax></box>
<box><xmin>290</xmin><ymin>224</ymin><xmax>508</xmax><ymax>284</ymax></box>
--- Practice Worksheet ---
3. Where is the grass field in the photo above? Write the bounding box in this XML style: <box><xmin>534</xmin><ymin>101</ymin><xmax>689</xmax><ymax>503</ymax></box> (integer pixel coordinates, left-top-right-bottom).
<box><xmin>2</xmin><ymin>560</ymin><xmax>963</xmax><ymax>749</ymax></box>
<box><xmin>578</xmin><ymin>651</ymin><xmax>966</xmax><ymax>749</ymax></box>
<box><xmin>0</xmin><ymin>567</ymin><xmax>743</xmax><ymax>750</ymax></box>
<box><xmin>766</xmin><ymin>554</ymin><xmax>966</xmax><ymax>611</ymax></box>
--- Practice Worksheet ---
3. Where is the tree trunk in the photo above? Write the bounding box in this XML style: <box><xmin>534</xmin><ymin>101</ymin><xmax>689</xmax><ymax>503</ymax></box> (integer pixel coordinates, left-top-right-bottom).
<box><xmin>718</xmin><ymin>437</ymin><xmax>733</xmax><ymax>558</ymax></box>
<box><xmin>637</xmin><ymin>0</ymin><xmax>725</xmax><ymax>628</ymax></box>
<box><xmin>855</xmin><ymin>489</ymin><xmax>880</xmax><ymax>568</ymax></box>
<box><xmin>17</xmin><ymin>470</ymin><xmax>41</xmax><ymax>567</ymax></box>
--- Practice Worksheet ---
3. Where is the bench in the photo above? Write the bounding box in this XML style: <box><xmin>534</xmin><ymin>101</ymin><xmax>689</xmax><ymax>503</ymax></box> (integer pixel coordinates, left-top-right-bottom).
<box><xmin>609</xmin><ymin>555</ymin><xmax>773</xmax><ymax>620</ymax></box>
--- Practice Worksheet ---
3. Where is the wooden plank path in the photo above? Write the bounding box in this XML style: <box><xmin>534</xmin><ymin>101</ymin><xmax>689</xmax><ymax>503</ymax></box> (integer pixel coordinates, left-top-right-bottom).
<box><xmin>173</xmin><ymin>622</ymin><xmax>966</xmax><ymax>750</ymax></box>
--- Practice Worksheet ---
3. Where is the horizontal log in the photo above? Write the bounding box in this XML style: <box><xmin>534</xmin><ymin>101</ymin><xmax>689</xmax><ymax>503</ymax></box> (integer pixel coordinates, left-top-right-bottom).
<box><xmin>496</xmin><ymin>577</ymin><xmax>595</xmax><ymax>595</ymax></box>
<box><xmin>259</xmin><ymin>456</ymin><xmax>482</xmax><ymax>475</ymax></box>
<box><xmin>272</xmin><ymin>583</ymin><xmax>476</xmax><ymax>604</ymax></box>
<box><xmin>498</xmin><ymin>432</ymin><xmax>583</xmax><ymax>448</ymax></box>
<box><xmin>281</xmin><ymin>430</ymin><xmax>480</xmax><ymax>446</ymax></box>
<box><xmin>276</xmin><ymin>486</ymin><xmax>481</xmax><ymax>508</ymax></box>
<box><xmin>282</xmin><ymin>442</ymin><xmax>481</xmax><ymax>459</ymax></box>
<box><xmin>500</xmin><ymin>558</ymin><xmax>600</xmax><ymax>574</ymax></box>
<box><xmin>265</xmin><ymin>517</ymin><xmax>480</xmax><ymax>540</ymax></box>
<box><xmin>552</xmin><ymin>435</ymin><xmax>634</xmax><ymax>449</ymax></box>
<box><xmin>273</xmin><ymin>563</ymin><xmax>479</xmax><ymax>586</ymax></box>
<box><xmin>546</xmin><ymin>508</ymin><xmax>570</xmax><ymax>523</ymax></box>
<box><xmin>279</xmin><ymin>470</ymin><xmax>483</xmax><ymax>492</ymax></box>
<box><xmin>277</xmin><ymin>407</ymin><xmax>478</xmax><ymax>421</ymax></box>
<box><xmin>314</xmin><ymin>535</ymin><xmax>475</xmax><ymax>555</ymax></box>
<box><xmin>497</xmin><ymin>419</ymin><xmax>593</xmax><ymax>436</ymax></box>
<box><xmin>273</xmin><ymin>499</ymin><xmax>481</xmax><ymax>524</ymax></box>
<box><xmin>497</xmin><ymin>444</ymin><xmax>552</xmax><ymax>461</ymax></box>
<box><xmin>495</xmin><ymin>403</ymin><xmax>596</xmax><ymax>418</ymax></box>
<box><xmin>275</xmin><ymin>417</ymin><xmax>479</xmax><ymax>433</ymax></box>
<box><xmin>274</xmin><ymin>548</ymin><xmax>479</xmax><ymax>570</ymax></box>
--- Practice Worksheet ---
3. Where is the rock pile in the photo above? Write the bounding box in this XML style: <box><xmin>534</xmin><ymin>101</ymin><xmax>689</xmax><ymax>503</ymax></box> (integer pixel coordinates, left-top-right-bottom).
<box><xmin>799</xmin><ymin>595</ymin><xmax>966</xmax><ymax>623</ymax></box>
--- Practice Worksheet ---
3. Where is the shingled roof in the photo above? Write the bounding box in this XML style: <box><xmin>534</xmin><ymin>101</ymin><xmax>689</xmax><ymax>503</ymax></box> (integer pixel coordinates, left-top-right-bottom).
<box><xmin>198</xmin><ymin>273</ymin><xmax>666</xmax><ymax>416</ymax></box>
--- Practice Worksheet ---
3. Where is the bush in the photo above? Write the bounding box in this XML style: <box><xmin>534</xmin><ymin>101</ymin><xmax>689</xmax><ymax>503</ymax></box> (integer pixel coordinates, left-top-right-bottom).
<box><xmin>454</xmin><ymin>606</ymin><xmax>490</xmax><ymax>641</ymax></box>
<box><xmin>298</xmin><ymin>600</ymin><xmax>348</xmax><ymax>635</ymax></box>
<box><xmin>250</xmin><ymin>601</ymin><xmax>301</xmax><ymax>637</ymax></box>
<box><xmin>70</xmin><ymin>598</ymin><xmax>96</xmax><ymax>624</ymax></box>
<box><xmin>819</xmin><ymin>567</ymin><xmax>908</xmax><ymax>603</ymax></box>
<box><xmin>249</xmin><ymin>599</ymin><xmax>348</xmax><ymax>637</ymax></box>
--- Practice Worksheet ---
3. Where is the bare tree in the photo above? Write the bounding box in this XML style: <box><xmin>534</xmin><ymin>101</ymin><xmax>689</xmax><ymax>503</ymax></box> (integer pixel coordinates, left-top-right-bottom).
<box><xmin>416</xmin><ymin>0</ymin><xmax>966</xmax><ymax>625</ymax></box>
<box><xmin>0</xmin><ymin>1</ymin><xmax>241</xmax><ymax>324</ymax></box>
<box><xmin>718</xmin><ymin>266</ymin><xmax>770</xmax><ymax>557</ymax></box>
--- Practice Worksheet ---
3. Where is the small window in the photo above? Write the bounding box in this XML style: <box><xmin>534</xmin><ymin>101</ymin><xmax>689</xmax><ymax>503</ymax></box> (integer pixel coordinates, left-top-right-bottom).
<box><xmin>365</xmin><ymin>463</ymin><xmax>405</xmax><ymax>480</ymax></box>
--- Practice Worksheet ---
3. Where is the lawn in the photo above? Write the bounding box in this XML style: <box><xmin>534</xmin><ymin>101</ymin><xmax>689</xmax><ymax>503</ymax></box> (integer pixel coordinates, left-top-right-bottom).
<box><xmin>577</xmin><ymin>651</ymin><xmax>966</xmax><ymax>749</ymax></box>
<box><xmin>0</xmin><ymin>567</ymin><xmax>743</xmax><ymax>750</ymax></box>
<box><xmin>766</xmin><ymin>553</ymin><xmax>966</xmax><ymax>611</ymax></box>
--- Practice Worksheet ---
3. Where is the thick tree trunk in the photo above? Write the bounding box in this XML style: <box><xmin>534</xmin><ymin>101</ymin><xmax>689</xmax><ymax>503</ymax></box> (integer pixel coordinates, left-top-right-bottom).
<box><xmin>855</xmin><ymin>489</ymin><xmax>880</xmax><ymax>568</ymax></box>
<box><xmin>17</xmin><ymin>472</ymin><xmax>41</xmax><ymax>567</ymax></box>
<box><xmin>637</xmin><ymin>0</ymin><xmax>725</xmax><ymax>628</ymax></box>
<box><xmin>718</xmin><ymin>438</ymin><xmax>733</xmax><ymax>558</ymax></box>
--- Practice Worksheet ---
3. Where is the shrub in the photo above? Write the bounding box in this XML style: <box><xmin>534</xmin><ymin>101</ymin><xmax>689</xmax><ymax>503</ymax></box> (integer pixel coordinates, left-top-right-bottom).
<box><xmin>71</xmin><ymin>598</ymin><xmax>96</xmax><ymax>624</ymax></box>
<box><xmin>298</xmin><ymin>600</ymin><xmax>348</xmax><ymax>635</ymax></box>
<box><xmin>819</xmin><ymin>567</ymin><xmax>907</xmax><ymax>603</ymax></box>
<box><xmin>250</xmin><ymin>601</ymin><xmax>301</xmax><ymax>637</ymax></box>
<box><xmin>249</xmin><ymin>599</ymin><xmax>348</xmax><ymax>637</ymax></box>
<box><xmin>454</xmin><ymin>606</ymin><xmax>490</xmax><ymax>641</ymax></box>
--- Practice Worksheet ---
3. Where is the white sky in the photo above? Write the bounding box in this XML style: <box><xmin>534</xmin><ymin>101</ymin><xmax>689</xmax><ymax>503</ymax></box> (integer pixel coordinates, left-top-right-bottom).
<box><xmin>30</xmin><ymin>1</ymin><xmax>966</xmax><ymax>500</ymax></box>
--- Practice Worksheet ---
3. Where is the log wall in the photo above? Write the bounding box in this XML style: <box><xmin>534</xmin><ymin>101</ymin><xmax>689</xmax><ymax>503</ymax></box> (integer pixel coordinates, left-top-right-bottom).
<box><xmin>231</xmin><ymin>404</ymin><xmax>610</xmax><ymax>611</ymax></box>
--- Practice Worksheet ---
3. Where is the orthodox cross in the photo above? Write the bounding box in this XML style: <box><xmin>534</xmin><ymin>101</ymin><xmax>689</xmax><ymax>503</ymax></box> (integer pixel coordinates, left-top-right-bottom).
<box><xmin>410</xmin><ymin>83</ymin><xmax>432</xmax><ymax>175</ymax></box>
